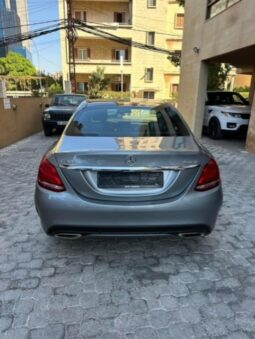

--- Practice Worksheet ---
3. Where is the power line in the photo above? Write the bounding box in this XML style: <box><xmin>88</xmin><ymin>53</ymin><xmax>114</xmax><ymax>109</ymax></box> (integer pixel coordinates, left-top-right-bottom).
<box><xmin>0</xmin><ymin>19</ymin><xmax>66</xmax><ymax>31</ymax></box>
<box><xmin>74</xmin><ymin>20</ymin><xmax>176</xmax><ymax>56</ymax></box>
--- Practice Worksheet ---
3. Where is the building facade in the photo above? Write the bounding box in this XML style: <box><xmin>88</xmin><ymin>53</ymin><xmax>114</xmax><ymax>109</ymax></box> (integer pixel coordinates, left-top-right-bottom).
<box><xmin>0</xmin><ymin>0</ymin><xmax>31</xmax><ymax>59</ymax></box>
<box><xmin>178</xmin><ymin>0</ymin><xmax>255</xmax><ymax>152</ymax></box>
<box><xmin>59</xmin><ymin>0</ymin><xmax>184</xmax><ymax>100</ymax></box>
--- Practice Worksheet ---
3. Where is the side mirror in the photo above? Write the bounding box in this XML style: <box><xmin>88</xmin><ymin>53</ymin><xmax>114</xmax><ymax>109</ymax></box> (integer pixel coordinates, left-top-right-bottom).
<box><xmin>45</xmin><ymin>104</ymin><xmax>49</xmax><ymax>108</ymax></box>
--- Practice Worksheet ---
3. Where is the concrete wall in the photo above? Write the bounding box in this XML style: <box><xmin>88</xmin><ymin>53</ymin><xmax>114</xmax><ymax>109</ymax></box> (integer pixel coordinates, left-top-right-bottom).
<box><xmin>0</xmin><ymin>97</ymin><xmax>50</xmax><ymax>149</ymax></box>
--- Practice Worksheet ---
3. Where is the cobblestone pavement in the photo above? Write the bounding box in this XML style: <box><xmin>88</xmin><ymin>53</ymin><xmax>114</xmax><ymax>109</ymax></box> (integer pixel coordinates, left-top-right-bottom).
<box><xmin>1</xmin><ymin>133</ymin><xmax>255</xmax><ymax>339</ymax></box>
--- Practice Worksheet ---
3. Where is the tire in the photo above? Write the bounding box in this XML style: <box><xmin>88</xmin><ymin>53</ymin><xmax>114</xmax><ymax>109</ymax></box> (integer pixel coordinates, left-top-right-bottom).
<box><xmin>43</xmin><ymin>127</ymin><xmax>52</xmax><ymax>136</ymax></box>
<box><xmin>209</xmin><ymin>118</ymin><xmax>223</xmax><ymax>140</ymax></box>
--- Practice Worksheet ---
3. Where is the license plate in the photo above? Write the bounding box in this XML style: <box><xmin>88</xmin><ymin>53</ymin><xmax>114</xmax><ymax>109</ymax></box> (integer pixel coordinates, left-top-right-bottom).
<box><xmin>98</xmin><ymin>171</ymin><xmax>163</xmax><ymax>188</ymax></box>
<box><xmin>57</xmin><ymin>121</ymin><xmax>67</xmax><ymax>126</ymax></box>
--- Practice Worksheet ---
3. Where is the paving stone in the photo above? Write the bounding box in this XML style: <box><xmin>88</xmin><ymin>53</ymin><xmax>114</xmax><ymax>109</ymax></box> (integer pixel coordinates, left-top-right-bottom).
<box><xmin>29</xmin><ymin>324</ymin><xmax>65</xmax><ymax>339</ymax></box>
<box><xmin>1</xmin><ymin>133</ymin><xmax>255</xmax><ymax>338</ymax></box>
<box><xmin>0</xmin><ymin>316</ymin><xmax>12</xmax><ymax>332</ymax></box>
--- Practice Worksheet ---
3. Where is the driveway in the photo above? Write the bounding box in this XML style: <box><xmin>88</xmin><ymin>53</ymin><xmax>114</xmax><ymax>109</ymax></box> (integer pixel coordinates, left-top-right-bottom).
<box><xmin>1</xmin><ymin>133</ymin><xmax>255</xmax><ymax>339</ymax></box>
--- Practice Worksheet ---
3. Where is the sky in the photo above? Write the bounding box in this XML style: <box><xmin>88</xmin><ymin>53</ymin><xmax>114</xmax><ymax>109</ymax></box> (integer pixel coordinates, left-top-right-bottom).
<box><xmin>28</xmin><ymin>0</ymin><xmax>62</xmax><ymax>74</ymax></box>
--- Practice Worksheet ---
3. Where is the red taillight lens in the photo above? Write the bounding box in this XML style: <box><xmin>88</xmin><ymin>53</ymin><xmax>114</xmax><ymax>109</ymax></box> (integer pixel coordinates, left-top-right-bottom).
<box><xmin>37</xmin><ymin>156</ymin><xmax>65</xmax><ymax>192</ymax></box>
<box><xmin>195</xmin><ymin>159</ymin><xmax>220</xmax><ymax>192</ymax></box>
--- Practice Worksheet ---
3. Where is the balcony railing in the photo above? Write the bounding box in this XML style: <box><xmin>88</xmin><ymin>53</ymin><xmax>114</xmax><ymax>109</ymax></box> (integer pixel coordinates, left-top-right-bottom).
<box><xmin>75</xmin><ymin>58</ymin><xmax>131</xmax><ymax>65</ymax></box>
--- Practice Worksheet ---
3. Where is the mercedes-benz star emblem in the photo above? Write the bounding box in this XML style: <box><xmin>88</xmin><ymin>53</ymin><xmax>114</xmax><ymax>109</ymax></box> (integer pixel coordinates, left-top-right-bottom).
<box><xmin>125</xmin><ymin>155</ymin><xmax>136</xmax><ymax>166</ymax></box>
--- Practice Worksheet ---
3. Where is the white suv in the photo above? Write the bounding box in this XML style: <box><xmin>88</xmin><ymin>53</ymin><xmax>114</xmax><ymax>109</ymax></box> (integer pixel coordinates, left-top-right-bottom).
<box><xmin>204</xmin><ymin>91</ymin><xmax>251</xmax><ymax>139</ymax></box>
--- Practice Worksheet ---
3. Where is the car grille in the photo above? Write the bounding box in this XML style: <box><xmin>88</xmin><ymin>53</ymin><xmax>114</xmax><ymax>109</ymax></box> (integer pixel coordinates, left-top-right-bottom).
<box><xmin>241</xmin><ymin>114</ymin><xmax>250</xmax><ymax>120</ymax></box>
<box><xmin>50</xmin><ymin>112</ymin><xmax>72</xmax><ymax>121</ymax></box>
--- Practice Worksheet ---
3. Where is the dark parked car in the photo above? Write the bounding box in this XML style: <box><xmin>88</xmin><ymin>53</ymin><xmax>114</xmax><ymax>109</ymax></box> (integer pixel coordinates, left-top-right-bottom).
<box><xmin>35</xmin><ymin>102</ymin><xmax>223</xmax><ymax>239</ymax></box>
<box><xmin>42</xmin><ymin>94</ymin><xmax>86</xmax><ymax>136</ymax></box>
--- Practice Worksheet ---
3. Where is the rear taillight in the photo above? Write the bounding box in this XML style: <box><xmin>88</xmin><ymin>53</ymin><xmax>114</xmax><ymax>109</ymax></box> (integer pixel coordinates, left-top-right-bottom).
<box><xmin>37</xmin><ymin>156</ymin><xmax>65</xmax><ymax>192</ymax></box>
<box><xmin>195</xmin><ymin>159</ymin><xmax>220</xmax><ymax>192</ymax></box>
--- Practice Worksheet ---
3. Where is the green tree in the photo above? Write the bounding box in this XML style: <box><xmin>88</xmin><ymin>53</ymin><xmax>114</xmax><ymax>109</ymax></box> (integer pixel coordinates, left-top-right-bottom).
<box><xmin>0</xmin><ymin>51</ymin><xmax>36</xmax><ymax>76</ymax></box>
<box><xmin>48</xmin><ymin>83</ymin><xmax>64</xmax><ymax>97</ymax></box>
<box><xmin>0</xmin><ymin>58</ymin><xmax>7</xmax><ymax>75</ymax></box>
<box><xmin>88</xmin><ymin>67</ymin><xmax>110</xmax><ymax>99</ymax></box>
<box><xmin>207</xmin><ymin>63</ymin><xmax>232</xmax><ymax>90</ymax></box>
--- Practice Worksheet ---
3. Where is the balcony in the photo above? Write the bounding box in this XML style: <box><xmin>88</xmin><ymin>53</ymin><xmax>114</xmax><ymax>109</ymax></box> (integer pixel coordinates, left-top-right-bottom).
<box><xmin>75</xmin><ymin>63</ymin><xmax>132</xmax><ymax>75</ymax></box>
<box><xmin>73</xmin><ymin>39</ymin><xmax>132</xmax><ymax>73</ymax></box>
<box><xmin>72</xmin><ymin>0</ymin><xmax>133</xmax><ymax>28</ymax></box>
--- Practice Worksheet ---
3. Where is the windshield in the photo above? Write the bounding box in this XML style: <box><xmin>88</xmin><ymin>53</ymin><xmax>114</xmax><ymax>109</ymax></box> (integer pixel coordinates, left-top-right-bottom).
<box><xmin>51</xmin><ymin>95</ymin><xmax>85</xmax><ymax>106</ymax></box>
<box><xmin>66</xmin><ymin>105</ymin><xmax>190</xmax><ymax>137</ymax></box>
<box><xmin>207</xmin><ymin>92</ymin><xmax>248</xmax><ymax>106</ymax></box>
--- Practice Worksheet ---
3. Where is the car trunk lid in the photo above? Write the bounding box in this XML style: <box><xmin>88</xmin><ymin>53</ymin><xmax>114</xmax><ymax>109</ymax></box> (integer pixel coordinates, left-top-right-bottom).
<box><xmin>54</xmin><ymin>136</ymin><xmax>205</xmax><ymax>202</ymax></box>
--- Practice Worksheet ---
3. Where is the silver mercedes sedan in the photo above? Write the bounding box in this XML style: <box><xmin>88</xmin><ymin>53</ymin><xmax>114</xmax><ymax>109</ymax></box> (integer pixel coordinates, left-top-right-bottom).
<box><xmin>35</xmin><ymin>102</ymin><xmax>223</xmax><ymax>239</ymax></box>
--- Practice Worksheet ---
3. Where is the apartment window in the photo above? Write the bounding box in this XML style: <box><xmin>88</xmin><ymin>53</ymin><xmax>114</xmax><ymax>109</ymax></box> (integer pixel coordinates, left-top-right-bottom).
<box><xmin>175</xmin><ymin>14</ymin><xmax>184</xmax><ymax>29</ymax></box>
<box><xmin>114</xmin><ymin>12</ymin><xmax>126</xmax><ymax>24</ymax></box>
<box><xmin>147</xmin><ymin>0</ymin><xmax>157</xmax><ymax>8</ymax></box>
<box><xmin>144</xmin><ymin>91</ymin><xmax>155</xmax><ymax>99</ymax></box>
<box><xmin>145</xmin><ymin>68</ymin><xmax>154</xmax><ymax>82</ymax></box>
<box><xmin>112</xmin><ymin>83</ymin><xmax>127</xmax><ymax>92</ymax></box>
<box><xmin>112</xmin><ymin>49</ymin><xmax>129</xmax><ymax>61</ymax></box>
<box><xmin>77</xmin><ymin>82</ymin><xmax>88</xmax><ymax>93</ymax></box>
<box><xmin>147</xmin><ymin>32</ymin><xmax>155</xmax><ymax>46</ymax></box>
<box><xmin>207</xmin><ymin>0</ymin><xmax>241</xmax><ymax>19</ymax></box>
<box><xmin>171</xmin><ymin>84</ymin><xmax>179</xmax><ymax>96</ymax></box>
<box><xmin>75</xmin><ymin>48</ymin><xmax>90</xmax><ymax>60</ymax></box>
<box><xmin>74</xmin><ymin>11</ymin><xmax>86</xmax><ymax>21</ymax></box>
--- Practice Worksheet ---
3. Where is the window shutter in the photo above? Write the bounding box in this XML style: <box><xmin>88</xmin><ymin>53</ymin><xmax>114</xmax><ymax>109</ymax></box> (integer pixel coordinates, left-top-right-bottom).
<box><xmin>112</xmin><ymin>49</ymin><xmax>116</xmax><ymax>61</ymax></box>
<box><xmin>125</xmin><ymin>49</ymin><xmax>129</xmax><ymax>61</ymax></box>
<box><xmin>87</xmin><ymin>48</ymin><xmax>91</xmax><ymax>59</ymax></box>
<box><xmin>75</xmin><ymin>12</ymin><xmax>81</xmax><ymax>20</ymax></box>
<box><xmin>83</xmin><ymin>11</ymin><xmax>87</xmax><ymax>22</ymax></box>
<box><xmin>122</xmin><ymin>13</ymin><xmax>126</xmax><ymax>24</ymax></box>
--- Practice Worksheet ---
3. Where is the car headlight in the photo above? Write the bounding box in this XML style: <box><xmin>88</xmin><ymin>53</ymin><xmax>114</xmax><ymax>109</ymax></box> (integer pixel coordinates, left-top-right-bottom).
<box><xmin>221</xmin><ymin>111</ymin><xmax>230</xmax><ymax>117</ymax></box>
<box><xmin>43</xmin><ymin>113</ymin><xmax>51</xmax><ymax>120</ymax></box>
<box><xmin>228</xmin><ymin>113</ymin><xmax>242</xmax><ymax>118</ymax></box>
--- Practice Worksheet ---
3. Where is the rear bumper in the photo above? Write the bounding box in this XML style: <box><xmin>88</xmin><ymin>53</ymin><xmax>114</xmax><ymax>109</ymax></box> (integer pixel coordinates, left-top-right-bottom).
<box><xmin>35</xmin><ymin>185</ymin><xmax>223</xmax><ymax>236</ymax></box>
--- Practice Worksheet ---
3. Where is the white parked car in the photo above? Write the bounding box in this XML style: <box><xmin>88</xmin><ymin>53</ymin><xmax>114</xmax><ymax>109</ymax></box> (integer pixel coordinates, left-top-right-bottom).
<box><xmin>204</xmin><ymin>91</ymin><xmax>251</xmax><ymax>139</ymax></box>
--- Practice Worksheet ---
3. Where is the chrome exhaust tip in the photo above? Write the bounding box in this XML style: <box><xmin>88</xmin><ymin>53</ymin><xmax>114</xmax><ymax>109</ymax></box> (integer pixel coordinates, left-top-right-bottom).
<box><xmin>54</xmin><ymin>233</ymin><xmax>82</xmax><ymax>240</ymax></box>
<box><xmin>178</xmin><ymin>232</ymin><xmax>205</xmax><ymax>238</ymax></box>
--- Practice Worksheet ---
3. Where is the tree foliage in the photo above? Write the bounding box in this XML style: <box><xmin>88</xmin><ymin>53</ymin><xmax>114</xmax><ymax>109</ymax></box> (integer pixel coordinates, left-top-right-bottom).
<box><xmin>88</xmin><ymin>67</ymin><xmax>110</xmax><ymax>99</ymax></box>
<box><xmin>48</xmin><ymin>83</ymin><xmax>64</xmax><ymax>97</ymax></box>
<box><xmin>207</xmin><ymin>63</ymin><xmax>232</xmax><ymax>90</ymax></box>
<box><xmin>0</xmin><ymin>51</ymin><xmax>36</xmax><ymax>76</ymax></box>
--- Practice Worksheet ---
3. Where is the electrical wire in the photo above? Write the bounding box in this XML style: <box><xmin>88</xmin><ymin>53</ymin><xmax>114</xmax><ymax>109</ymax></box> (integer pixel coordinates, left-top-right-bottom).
<box><xmin>74</xmin><ymin>20</ymin><xmax>177</xmax><ymax>56</ymax></box>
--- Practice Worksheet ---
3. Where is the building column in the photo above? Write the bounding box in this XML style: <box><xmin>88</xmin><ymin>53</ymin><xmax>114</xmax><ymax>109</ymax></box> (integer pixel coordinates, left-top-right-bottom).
<box><xmin>178</xmin><ymin>60</ymin><xmax>208</xmax><ymax>137</ymax></box>
<box><xmin>248</xmin><ymin>69</ymin><xmax>255</xmax><ymax>104</ymax></box>
<box><xmin>246</xmin><ymin>68</ymin><xmax>255</xmax><ymax>153</ymax></box>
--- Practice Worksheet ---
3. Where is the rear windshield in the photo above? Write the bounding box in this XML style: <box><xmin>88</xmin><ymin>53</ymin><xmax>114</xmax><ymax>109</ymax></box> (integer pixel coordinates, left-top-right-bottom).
<box><xmin>207</xmin><ymin>92</ymin><xmax>248</xmax><ymax>106</ymax></box>
<box><xmin>51</xmin><ymin>95</ymin><xmax>85</xmax><ymax>107</ymax></box>
<box><xmin>66</xmin><ymin>105</ymin><xmax>190</xmax><ymax>137</ymax></box>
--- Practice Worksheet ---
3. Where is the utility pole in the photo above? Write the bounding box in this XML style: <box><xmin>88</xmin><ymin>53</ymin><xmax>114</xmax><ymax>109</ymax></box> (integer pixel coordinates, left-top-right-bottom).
<box><xmin>120</xmin><ymin>51</ymin><xmax>125</xmax><ymax>98</ymax></box>
<box><xmin>66</xmin><ymin>0</ymin><xmax>77</xmax><ymax>93</ymax></box>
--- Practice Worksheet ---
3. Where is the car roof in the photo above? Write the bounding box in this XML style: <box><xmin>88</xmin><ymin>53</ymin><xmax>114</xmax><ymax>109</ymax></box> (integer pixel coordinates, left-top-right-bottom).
<box><xmin>54</xmin><ymin>94</ymin><xmax>86</xmax><ymax>97</ymax></box>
